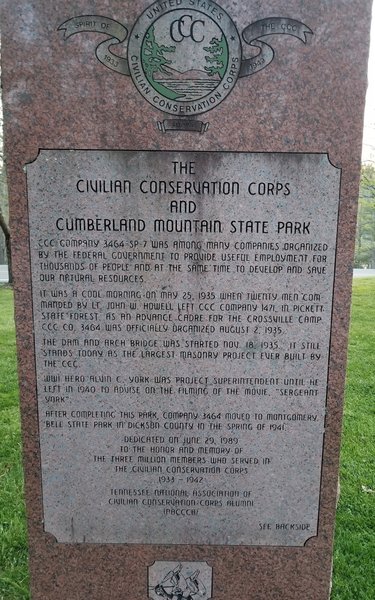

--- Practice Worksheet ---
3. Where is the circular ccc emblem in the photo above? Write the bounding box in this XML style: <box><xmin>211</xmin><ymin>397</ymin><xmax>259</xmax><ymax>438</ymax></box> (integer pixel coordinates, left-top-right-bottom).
<box><xmin>128</xmin><ymin>0</ymin><xmax>241</xmax><ymax>116</ymax></box>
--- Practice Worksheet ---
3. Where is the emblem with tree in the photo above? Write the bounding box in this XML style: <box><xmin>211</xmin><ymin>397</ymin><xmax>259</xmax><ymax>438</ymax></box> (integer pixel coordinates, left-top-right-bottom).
<box><xmin>141</xmin><ymin>26</ymin><xmax>178</xmax><ymax>98</ymax></box>
<box><xmin>204</xmin><ymin>35</ymin><xmax>228</xmax><ymax>79</ymax></box>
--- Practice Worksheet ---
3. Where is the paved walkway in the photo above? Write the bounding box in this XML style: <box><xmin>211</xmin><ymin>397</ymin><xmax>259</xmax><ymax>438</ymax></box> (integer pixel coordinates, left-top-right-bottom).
<box><xmin>0</xmin><ymin>265</ymin><xmax>9</xmax><ymax>283</ymax></box>
<box><xmin>353</xmin><ymin>269</ymin><xmax>375</xmax><ymax>278</ymax></box>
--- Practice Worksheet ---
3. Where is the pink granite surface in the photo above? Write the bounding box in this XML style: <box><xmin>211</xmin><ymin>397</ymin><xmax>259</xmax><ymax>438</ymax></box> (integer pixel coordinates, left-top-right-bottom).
<box><xmin>0</xmin><ymin>1</ymin><xmax>371</xmax><ymax>598</ymax></box>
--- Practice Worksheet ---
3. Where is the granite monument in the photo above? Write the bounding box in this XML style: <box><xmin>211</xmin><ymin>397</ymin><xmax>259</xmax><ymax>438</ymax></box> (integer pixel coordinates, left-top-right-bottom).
<box><xmin>1</xmin><ymin>0</ymin><xmax>371</xmax><ymax>598</ymax></box>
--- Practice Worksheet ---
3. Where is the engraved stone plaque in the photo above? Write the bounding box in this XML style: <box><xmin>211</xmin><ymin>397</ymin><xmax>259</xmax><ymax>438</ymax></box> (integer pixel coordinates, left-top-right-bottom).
<box><xmin>27</xmin><ymin>150</ymin><xmax>340</xmax><ymax>546</ymax></box>
<box><xmin>148</xmin><ymin>561</ymin><xmax>213</xmax><ymax>600</ymax></box>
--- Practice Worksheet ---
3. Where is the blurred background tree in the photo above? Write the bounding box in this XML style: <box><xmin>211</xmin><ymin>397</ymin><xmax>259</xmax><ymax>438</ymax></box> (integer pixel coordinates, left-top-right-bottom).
<box><xmin>0</xmin><ymin>58</ymin><xmax>12</xmax><ymax>283</ymax></box>
<box><xmin>355</xmin><ymin>164</ymin><xmax>375</xmax><ymax>268</ymax></box>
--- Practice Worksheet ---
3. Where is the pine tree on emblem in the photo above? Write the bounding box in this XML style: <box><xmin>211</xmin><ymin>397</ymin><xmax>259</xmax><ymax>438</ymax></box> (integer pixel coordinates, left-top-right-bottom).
<box><xmin>204</xmin><ymin>35</ymin><xmax>227</xmax><ymax>78</ymax></box>
<box><xmin>142</xmin><ymin>25</ymin><xmax>175</xmax><ymax>80</ymax></box>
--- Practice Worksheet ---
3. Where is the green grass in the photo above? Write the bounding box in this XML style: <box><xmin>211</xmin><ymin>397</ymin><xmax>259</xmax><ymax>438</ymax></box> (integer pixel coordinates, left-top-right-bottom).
<box><xmin>0</xmin><ymin>287</ymin><xmax>29</xmax><ymax>600</ymax></box>
<box><xmin>331</xmin><ymin>278</ymin><xmax>375</xmax><ymax>599</ymax></box>
<box><xmin>0</xmin><ymin>281</ymin><xmax>374</xmax><ymax>599</ymax></box>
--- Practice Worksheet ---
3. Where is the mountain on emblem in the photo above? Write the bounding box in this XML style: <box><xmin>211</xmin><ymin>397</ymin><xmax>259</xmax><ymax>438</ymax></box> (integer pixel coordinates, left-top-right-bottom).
<box><xmin>140</xmin><ymin>20</ymin><xmax>230</xmax><ymax>103</ymax></box>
